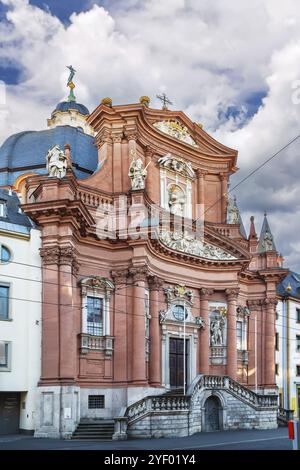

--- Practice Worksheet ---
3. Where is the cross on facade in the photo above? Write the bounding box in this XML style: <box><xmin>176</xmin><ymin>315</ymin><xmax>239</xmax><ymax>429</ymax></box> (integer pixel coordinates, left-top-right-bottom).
<box><xmin>156</xmin><ymin>92</ymin><xmax>173</xmax><ymax>110</ymax></box>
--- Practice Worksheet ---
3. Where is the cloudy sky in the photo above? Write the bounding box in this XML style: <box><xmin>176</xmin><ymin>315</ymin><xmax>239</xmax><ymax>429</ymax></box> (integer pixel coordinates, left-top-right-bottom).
<box><xmin>0</xmin><ymin>0</ymin><xmax>300</xmax><ymax>270</ymax></box>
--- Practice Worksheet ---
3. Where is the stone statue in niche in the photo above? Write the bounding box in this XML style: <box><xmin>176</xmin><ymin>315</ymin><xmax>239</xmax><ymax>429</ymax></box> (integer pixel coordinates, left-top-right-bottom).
<box><xmin>210</xmin><ymin>315</ymin><xmax>225</xmax><ymax>346</ymax></box>
<box><xmin>262</xmin><ymin>230</ymin><xmax>273</xmax><ymax>251</ymax></box>
<box><xmin>128</xmin><ymin>150</ymin><xmax>148</xmax><ymax>190</ymax></box>
<box><xmin>46</xmin><ymin>144</ymin><xmax>68</xmax><ymax>178</ymax></box>
<box><xmin>168</xmin><ymin>184</ymin><xmax>185</xmax><ymax>216</ymax></box>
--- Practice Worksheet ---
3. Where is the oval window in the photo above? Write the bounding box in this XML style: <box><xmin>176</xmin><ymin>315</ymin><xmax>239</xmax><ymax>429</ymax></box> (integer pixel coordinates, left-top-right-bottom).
<box><xmin>172</xmin><ymin>304</ymin><xmax>188</xmax><ymax>321</ymax></box>
<box><xmin>0</xmin><ymin>246</ymin><xmax>11</xmax><ymax>263</ymax></box>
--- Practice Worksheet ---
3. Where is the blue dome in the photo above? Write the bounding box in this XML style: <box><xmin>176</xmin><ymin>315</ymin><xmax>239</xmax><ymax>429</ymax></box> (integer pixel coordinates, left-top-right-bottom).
<box><xmin>0</xmin><ymin>125</ymin><xmax>98</xmax><ymax>186</ymax></box>
<box><xmin>54</xmin><ymin>101</ymin><xmax>90</xmax><ymax>115</ymax></box>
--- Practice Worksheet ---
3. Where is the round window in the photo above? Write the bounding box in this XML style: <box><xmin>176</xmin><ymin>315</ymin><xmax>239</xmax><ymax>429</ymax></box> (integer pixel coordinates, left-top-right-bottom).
<box><xmin>0</xmin><ymin>246</ymin><xmax>11</xmax><ymax>263</ymax></box>
<box><xmin>172</xmin><ymin>304</ymin><xmax>188</xmax><ymax>321</ymax></box>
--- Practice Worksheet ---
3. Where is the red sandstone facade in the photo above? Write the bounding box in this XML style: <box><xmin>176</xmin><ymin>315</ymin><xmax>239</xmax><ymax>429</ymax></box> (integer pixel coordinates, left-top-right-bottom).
<box><xmin>22</xmin><ymin>101</ymin><xmax>287</xmax><ymax>436</ymax></box>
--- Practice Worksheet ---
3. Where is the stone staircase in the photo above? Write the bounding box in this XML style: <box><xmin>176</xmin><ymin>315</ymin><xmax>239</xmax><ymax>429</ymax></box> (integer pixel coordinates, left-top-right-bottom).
<box><xmin>71</xmin><ymin>419</ymin><xmax>115</xmax><ymax>441</ymax></box>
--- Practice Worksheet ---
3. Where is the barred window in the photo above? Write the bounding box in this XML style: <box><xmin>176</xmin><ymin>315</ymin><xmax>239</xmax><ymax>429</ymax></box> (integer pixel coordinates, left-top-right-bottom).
<box><xmin>88</xmin><ymin>395</ymin><xmax>105</xmax><ymax>409</ymax></box>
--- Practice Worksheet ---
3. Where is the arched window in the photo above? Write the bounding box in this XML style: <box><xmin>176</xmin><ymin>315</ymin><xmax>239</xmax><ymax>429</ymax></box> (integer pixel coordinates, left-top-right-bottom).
<box><xmin>0</xmin><ymin>245</ymin><xmax>11</xmax><ymax>263</ymax></box>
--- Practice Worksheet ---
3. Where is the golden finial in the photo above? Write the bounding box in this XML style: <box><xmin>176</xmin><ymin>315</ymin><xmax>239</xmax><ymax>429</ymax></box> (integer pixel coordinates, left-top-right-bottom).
<box><xmin>139</xmin><ymin>96</ymin><xmax>150</xmax><ymax>107</ymax></box>
<box><xmin>101</xmin><ymin>97</ymin><xmax>112</xmax><ymax>107</ymax></box>
<box><xmin>285</xmin><ymin>283</ymin><xmax>292</xmax><ymax>293</ymax></box>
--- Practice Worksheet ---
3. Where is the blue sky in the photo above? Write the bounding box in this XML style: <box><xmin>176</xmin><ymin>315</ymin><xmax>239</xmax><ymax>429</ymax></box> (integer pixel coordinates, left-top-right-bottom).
<box><xmin>1</xmin><ymin>0</ymin><xmax>300</xmax><ymax>270</ymax></box>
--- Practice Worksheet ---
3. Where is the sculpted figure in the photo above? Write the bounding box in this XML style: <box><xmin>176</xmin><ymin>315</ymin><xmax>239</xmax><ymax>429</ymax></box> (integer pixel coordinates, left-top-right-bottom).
<box><xmin>210</xmin><ymin>316</ymin><xmax>225</xmax><ymax>346</ymax></box>
<box><xmin>128</xmin><ymin>151</ymin><xmax>148</xmax><ymax>190</ymax></box>
<box><xmin>262</xmin><ymin>230</ymin><xmax>273</xmax><ymax>251</ymax></box>
<box><xmin>46</xmin><ymin>145</ymin><xmax>68</xmax><ymax>178</ymax></box>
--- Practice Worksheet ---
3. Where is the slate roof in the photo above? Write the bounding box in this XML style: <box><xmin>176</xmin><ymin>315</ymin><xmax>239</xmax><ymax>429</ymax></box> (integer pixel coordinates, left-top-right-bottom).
<box><xmin>277</xmin><ymin>270</ymin><xmax>300</xmax><ymax>300</ymax></box>
<box><xmin>0</xmin><ymin>125</ymin><xmax>98</xmax><ymax>186</ymax></box>
<box><xmin>53</xmin><ymin>101</ymin><xmax>90</xmax><ymax>115</ymax></box>
<box><xmin>0</xmin><ymin>188</ymin><xmax>33</xmax><ymax>232</ymax></box>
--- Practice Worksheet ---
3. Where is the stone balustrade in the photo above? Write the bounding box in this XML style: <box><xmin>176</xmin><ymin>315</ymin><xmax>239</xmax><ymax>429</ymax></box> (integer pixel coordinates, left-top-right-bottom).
<box><xmin>79</xmin><ymin>333</ymin><xmax>114</xmax><ymax>356</ymax></box>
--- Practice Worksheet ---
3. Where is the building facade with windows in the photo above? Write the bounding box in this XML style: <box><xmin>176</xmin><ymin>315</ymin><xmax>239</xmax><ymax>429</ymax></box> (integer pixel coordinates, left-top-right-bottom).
<box><xmin>0</xmin><ymin>189</ymin><xmax>41</xmax><ymax>435</ymax></box>
<box><xmin>0</xmin><ymin>86</ymin><xmax>287</xmax><ymax>437</ymax></box>
<box><xmin>276</xmin><ymin>271</ymin><xmax>300</xmax><ymax>419</ymax></box>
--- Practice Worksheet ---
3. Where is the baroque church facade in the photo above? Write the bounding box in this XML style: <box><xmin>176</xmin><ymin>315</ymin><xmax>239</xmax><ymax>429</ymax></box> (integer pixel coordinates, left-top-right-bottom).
<box><xmin>0</xmin><ymin>77</ymin><xmax>288</xmax><ymax>438</ymax></box>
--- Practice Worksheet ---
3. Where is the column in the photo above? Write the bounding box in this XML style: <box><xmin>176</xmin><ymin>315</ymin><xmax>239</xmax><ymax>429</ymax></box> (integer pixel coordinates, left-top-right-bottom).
<box><xmin>199</xmin><ymin>288</ymin><xmax>214</xmax><ymax>375</ymax></box>
<box><xmin>226</xmin><ymin>288</ymin><xmax>239</xmax><ymax>381</ymax></box>
<box><xmin>247</xmin><ymin>300</ymin><xmax>261</xmax><ymax>387</ymax></box>
<box><xmin>40</xmin><ymin>246</ymin><xmax>60</xmax><ymax>381</ymax></box>
<box><xmin>220</xmin><ymin>173</ymin><xmax>228</xmax><ymax>223</ymax></box>
<box><xmin>130</xmin><ymin>266</ymin><xmax>148</xmax><ymax>384</ymax></box>
<box><xmin>112</xmin><ymin>132</ymin><xmax>123</xmax><ymax>193</ymax></box>
<box><xmin>112</xmin><ymin>269</ymin><xmax>129</xmax><ymax>383</ymax></box>
<box><xmin>196</xmin><ymin>170</ymin><xmax>206</xmax><ymax>220</ymax></box>
<box><xmin>59</xmin><ymin>246</ymin><xmax>78</xmax><ymax>382</ymax></box>
<box><xmin>148</xmin><ymin>276</ymin><xmax>163</xmax><ymax>386</ymax></box>
<box><xmin>264</xmin><ymin>298</ymin><xmax>277</xmax><ymax>388</ymax></box>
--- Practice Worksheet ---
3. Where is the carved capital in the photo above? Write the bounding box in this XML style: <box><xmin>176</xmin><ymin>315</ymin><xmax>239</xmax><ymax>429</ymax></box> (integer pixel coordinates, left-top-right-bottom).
<box><xmin>264</xmin><ymin>298</ymin><xmax>278</xmax><ymax>307</ymax></box>
<box><xmin>219</xmin><ymin>172</ymin><xmax>228</xmax><ymax>181</ymax></box>
<box><xmin>112</xmin><ymin>132</ymin><xmax>123</xmax><ymax>144</ymax></box>
<box><xmin>97</xmin><ymin>129</ymin><xmax>112</xmax><ymax>144</ymax></box>
<box><xmin>129</xmin><ymin>265</ymin><xmax>148</xmax><ymax>283</ymax></box>
<box><xmin>199</xmin><ymin>288</ymin><xmax>214</xmax><ymax>299</ymax></box>
<box><xmin>40</xmin><ymin>246</ymin><xmax>60</xmax><ymax>265</ymax></box>
<box><xmin>148</xmin><ymin>275</ymin><xmax>163</xmax><ymax>291</ymax></box>
<box><xmin>111</xmin><ymin>269</ymin><xmax>129</xmax><ymax>285</ymax></box>
<box><xmin>124</xmin><ymin>126</ymin><xmax>138</xmax><ymax>141</ymax></box>
<box><xmin>196</xmin><ymin>169</ymin><xmax>208</xmax><ymax>178</ymax></box>
<box><xmin>226</xmin><ymin>288</ymin><xmax>240</xmax><ymax>301</ymax></box>
<box><xmin>247</xmin><ymin>299</ymin><xmax>264</xmax><ymax>309</ymax></box>
<box><xmin>59</xmin><ymin>246</ymin><xmax>79</xmax><ymax>276</ymax></box>
<box><xmin>145</xmin><ymin>146</ymin><xmax>155</xmax><ymax>159</ymax></box>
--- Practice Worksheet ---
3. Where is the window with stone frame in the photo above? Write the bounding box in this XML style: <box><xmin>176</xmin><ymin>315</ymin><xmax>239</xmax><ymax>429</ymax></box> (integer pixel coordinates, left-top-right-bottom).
<box><xmin>86</xmin><ymin>296</ymin><xmax>103</xmax><ymax>336</ymax></box>
<box><xmin>0</xmin><ymin>285</ymin><xmax>9</xmax><ymax>320</ymax></box>
<box><xmin>0</xmin><ymin>201</ymin><xmax>6</xmax><ymax>218</ymax></box>
<box><xmin>0</xmin><ymin>341</ymin><xmax>11</xmax><ymax>370</ymax></box>
<box><xmin>80</xmin><ymin>277</ymin><xmax>114</xmax><ymax>337</ymax></box>
<box><xmin>236</xmin><ymin>305</ymin><xmax>250</xmax><ymax>351</ymax></box>
<box><xmin>297</xmin><ymin>335</ymin><xmax>300</xmax><ymax>353</ymax></box>
<box><xmin>296</xmin><ymin>308</ymin><xmax>300</xmax><ymax>324</ymax></box>
<box><xmin>296</xmin><ymin>365</ymin><xmax>300</xmax><ymax>377</ymax></box>
<box><xmin>236</xmin><ymin>321</ymin><xmax>243</xmax><ymax>350</ymax></box>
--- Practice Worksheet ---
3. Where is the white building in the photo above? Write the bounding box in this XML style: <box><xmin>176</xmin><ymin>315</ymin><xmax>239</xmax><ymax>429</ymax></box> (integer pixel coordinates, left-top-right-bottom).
<box><xmin>276</xmin><ymin>271</ymin><xmax>300</xmax><ymax>418</ymax></box>
<box><xmin>0</xmin><ymin>189</ymin><xmax>41</xmax><ymax>434</ymax></box>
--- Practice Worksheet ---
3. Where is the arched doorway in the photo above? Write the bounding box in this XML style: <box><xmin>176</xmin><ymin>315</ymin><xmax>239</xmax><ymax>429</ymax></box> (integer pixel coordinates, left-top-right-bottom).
<box><xmin>204</xmin><ymin>396</ymin><xmax>222</xmax><ymax>432</ymax></box>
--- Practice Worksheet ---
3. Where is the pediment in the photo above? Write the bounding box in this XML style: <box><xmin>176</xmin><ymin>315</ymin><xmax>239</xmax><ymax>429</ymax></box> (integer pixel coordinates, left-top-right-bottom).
<box><xmin>151</xmin><ymin>227</ymin><xmax>250</xmax><ymax>265</ymax></box>
<box><xmin>153</xmin><ymin>119</ymin><xmax>198</xmax><ymax>147</ymax></box>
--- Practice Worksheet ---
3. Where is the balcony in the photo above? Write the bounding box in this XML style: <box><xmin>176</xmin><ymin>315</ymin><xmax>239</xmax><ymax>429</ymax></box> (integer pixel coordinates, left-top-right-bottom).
<box><xmin>79</xmin><ymin>333</ymin><xmax>114</xmax><ymax>357</ymax></box>
<box><xmin>210</xmin><ymin>346</ymin><xmax>227</xmax><ymax>365</ymax></box>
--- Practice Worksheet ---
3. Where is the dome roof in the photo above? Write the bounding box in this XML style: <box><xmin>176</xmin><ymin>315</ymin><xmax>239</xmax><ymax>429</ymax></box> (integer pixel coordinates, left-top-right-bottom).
<box><xmin>53</xmin><ymin>101</ymin><xmax>90</xmax><ymax>115</ymax></box>
<box><xmin>0</xmin><ymin>125</ymin><xmax>98</xmax><ymax>186</ymax></box>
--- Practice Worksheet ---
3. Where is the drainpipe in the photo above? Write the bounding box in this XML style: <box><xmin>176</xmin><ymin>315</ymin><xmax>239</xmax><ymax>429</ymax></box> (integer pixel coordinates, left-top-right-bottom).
<box><xmin>287</xmin><ymin>296</ymin><xmax>290</xmax><ymax>409</ymax></box>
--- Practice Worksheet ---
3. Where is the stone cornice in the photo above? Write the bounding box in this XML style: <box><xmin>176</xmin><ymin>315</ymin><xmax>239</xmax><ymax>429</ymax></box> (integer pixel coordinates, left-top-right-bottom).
<box><xmin>22</xmin><ymin>199</ymin><xmax>95</xmax><ymax>236</ymax></box>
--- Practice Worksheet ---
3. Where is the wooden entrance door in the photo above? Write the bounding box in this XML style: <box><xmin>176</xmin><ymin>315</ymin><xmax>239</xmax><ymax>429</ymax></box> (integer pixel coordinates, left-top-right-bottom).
<box><xmin>204</xmin><ymin>396</ymin><xmax>221</xmax><ymax>432</ymax></box>
<box><xmin>0</xmin><ymin>393</ymin><xmax>20</xmax><ymax>435</ymax></box>
<box><xmin>169</xmin><ymin>338</ymin><xmax>188</xmax><ymax>388</ymax></box>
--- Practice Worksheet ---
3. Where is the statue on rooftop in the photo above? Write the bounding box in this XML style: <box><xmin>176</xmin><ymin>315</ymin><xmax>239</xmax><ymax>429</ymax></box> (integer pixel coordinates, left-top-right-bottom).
<box><xmin>46</xmin><ymin>144</ymin><xmax>68</xmax><ymax>178</ymax></box>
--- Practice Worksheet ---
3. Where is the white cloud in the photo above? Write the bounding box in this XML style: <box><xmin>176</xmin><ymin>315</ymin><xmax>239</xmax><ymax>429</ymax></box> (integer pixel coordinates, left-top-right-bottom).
<box><xmin>0</xmin><ymin>0</ymin><xmax>300</xmax><ymax>269</ymax></box>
